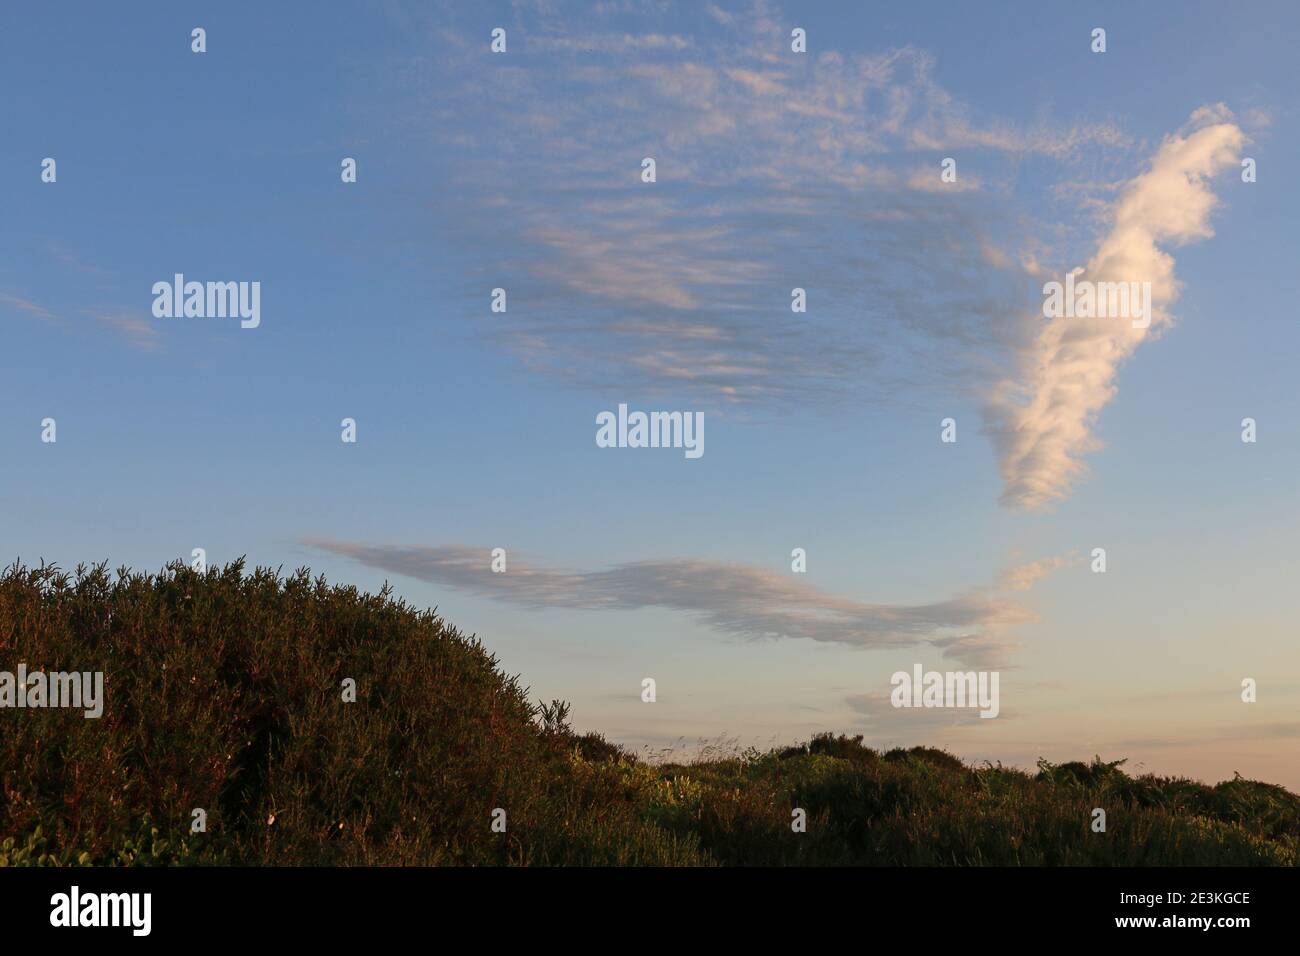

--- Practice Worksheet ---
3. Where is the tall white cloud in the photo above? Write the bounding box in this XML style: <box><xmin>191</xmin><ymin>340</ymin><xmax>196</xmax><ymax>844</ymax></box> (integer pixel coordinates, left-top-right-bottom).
<box><xmin>989</xmin><ymin>107</ymin><xmax>1244</xmax><ymax>510</ymax></box>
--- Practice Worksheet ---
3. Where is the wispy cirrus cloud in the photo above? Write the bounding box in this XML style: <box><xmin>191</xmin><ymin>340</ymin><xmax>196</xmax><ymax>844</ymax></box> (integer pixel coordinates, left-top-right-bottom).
<box><xmin>385</xmin><ymin>2</ymin><xmax>1248</xmax><ymax>510</ymax></box>
<box><xmin>384</xmin><ymin>0</ymin><xmax>1129</xmax><ymax>410</ymax></box>
<box><xmin>304</xmin><ymin>538</ymin><xmax>1071</xmax><ymax>668</ymax></box>
<box><xmin>1116</xmin><ymin>722</ymin><xmax>1300</xmax><ymax>749</ymax></box>
<box><xmin>5</xmin><ymin>242</ymin><xmax>163</xmax><ymax>351</ymax></box>
<box><xmin>91</xmin><ymin>311</ymin><xmax>163</xmax><ymax>352</ymax></box>
<box><xmin>0</xmin><ymin>293</ymin><xmax>58</xmax><ymax>323</ymax></box>
<box><xmin>845</xmin><ymin>691</ymin><xmax>1011</xmax><ymax>741</ymax></box>
<box><xmin>3</xmin><ymin>290</ymin><xmax>163</xmax><ymax>352</ymax></box>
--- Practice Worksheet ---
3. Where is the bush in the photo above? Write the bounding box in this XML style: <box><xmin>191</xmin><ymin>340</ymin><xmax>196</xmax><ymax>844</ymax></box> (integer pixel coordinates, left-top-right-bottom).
<box><xmin>2</xmin><ymin>561</ymin><xmax>1295</xmax><ymax>866</ymax></box>
<box><xmin>0</xmin><ymin>560</ymin><xmax>698</xmax><ymax>865</ymax></box>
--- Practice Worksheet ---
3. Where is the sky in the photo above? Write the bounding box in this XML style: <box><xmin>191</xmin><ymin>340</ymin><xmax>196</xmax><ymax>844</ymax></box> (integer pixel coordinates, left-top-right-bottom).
<box><xmin>3</xmin><ymin>0</ymin><xmax>1298</xmax><ymax>790</ymax></box>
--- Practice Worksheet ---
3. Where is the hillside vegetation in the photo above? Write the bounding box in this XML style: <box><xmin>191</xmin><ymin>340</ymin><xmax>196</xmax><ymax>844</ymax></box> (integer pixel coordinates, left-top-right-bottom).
<box><xmin>2</xmin><ymin>561</ymin><xmax>1296</xmax><ymax>866</ymax></box>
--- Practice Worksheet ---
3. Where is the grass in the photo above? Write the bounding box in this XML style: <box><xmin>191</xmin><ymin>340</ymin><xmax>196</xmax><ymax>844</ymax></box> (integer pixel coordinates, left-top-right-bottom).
<box><xmin>1</xmin><ymin>560</ymin><xmax>1295</xmax><ymax>866</ymax></box>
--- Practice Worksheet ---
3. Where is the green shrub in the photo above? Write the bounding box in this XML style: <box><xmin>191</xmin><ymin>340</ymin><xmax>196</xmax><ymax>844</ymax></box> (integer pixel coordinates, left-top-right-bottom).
<box><xmin>2</xmin><ymin>560</ymin><xmax>1295</xmax><ymax>866</ymax></box>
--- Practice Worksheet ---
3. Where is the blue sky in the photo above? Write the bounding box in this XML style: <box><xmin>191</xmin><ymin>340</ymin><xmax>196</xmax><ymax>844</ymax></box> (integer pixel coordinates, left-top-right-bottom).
<box><xmin>3</xmin><ymin>1</ymin><xmax>1298</xmax><ymax>788</ymax></box>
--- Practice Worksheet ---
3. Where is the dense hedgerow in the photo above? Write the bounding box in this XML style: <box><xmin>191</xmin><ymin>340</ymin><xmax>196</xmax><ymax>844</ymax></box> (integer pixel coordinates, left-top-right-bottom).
<box><xmin>1</xmin><ymin>562</ymin><xmax>1296</xmax><ymax>866</ymax></box>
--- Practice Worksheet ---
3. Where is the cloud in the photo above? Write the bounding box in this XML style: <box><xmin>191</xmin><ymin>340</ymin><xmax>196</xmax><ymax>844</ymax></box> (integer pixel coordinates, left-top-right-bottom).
<box><xmin>6</xmin><ymin>243</ymin><xmax>162</xmax><ymax>351</ymax></box>
<box><xmin>41</xmin><ymin>239</ymin><xmax>113</xmax><ymax>277</ymax></box>
<box><xmin>0</xmin><ymin>293</ymin><xmax>58</xmax><ymax>323</ymax></box>
<box><xmin>383</xmin><ymin>1</ymin><xmax>1128</xmax><ymax>409</ymax></box>
<box><xmin>304</xmin><ymin>538</ymin><xmax>1068</xmax><ymax>668</ymax></box>
<box><xmin>481</xmin><ymin>188</ymin><xmax>1039</xmax><ymax>409</ymax></box>
<box><xmin>988</xmin><ymin>107</ymin><xmax>1245</xmax><ymax>510</ymax></box>
<box><xmin>845</xmin><ymin>691</ymin><xmax>1008</xmax><ymax>740</ymax></box>
<box><xmin>91</xmin><ymin>312</ymin><xmax>163</xmax><ymax>352</ymax></box>
<box><xmin>529</xmin><ymin>32</ymin><xmax>693</xmax><ymax>53</ymax></box>
<box><xmin>380</xmin><ymin>5</ymin><xmax>1244</xmax><ymax>512</ymax></box>
<box><xmin>1116</xmin><ymin>722</ymin><xmax>1300</xmax><ymax>749</ymax></box>
<box><xmin>998</xmin><ymin>554</ymin><xmax>1079</xmax><ymax>592</ymax></box>
<box><xmin>4</xmin><ymin>290</ymin><xmax>164</xmax><ymax>352</ymax></box>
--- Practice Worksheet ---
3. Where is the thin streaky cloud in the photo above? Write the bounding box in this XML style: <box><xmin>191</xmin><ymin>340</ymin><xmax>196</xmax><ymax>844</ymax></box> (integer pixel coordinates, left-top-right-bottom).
<box><xmin>1</xmin><ymin>293</ymin><xmax>58</xmax><ymax>323</ymax></box>
<box><xmin>845</xmin><ymin>692</ymin><xmax>1015</xmax><ymax>738</ymax></box>
<box><xmin>304</xmin><ymin>538</ymin><xmax>1070</xmax><ymax>668</ymax></box>
<box><xmin>1116</xmin><ymin>723</ymin><xmax>1300</xmax><ymax>749</ymax></box>
<box><xmin>387</xmin><ymin>4</ymin><xmax>1131</xmax><ymax>412</ymax></box>
<box><xmin>3</xmin><ymin>291</ymin><xmax>164</xmax><ymax>352</ymax></box>
<box><xmin>90</xmin><ymin>312</ymin><xmax>164</xmax><ymax>352</ymax></box>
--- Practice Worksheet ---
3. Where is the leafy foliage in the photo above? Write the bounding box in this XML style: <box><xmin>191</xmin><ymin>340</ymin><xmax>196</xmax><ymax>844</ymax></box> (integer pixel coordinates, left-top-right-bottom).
<box><xmin>2</xmin><ymin>561</ymin><xmax>1295</xmax><ymax>866</ymax></box>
